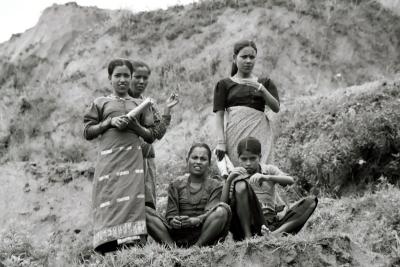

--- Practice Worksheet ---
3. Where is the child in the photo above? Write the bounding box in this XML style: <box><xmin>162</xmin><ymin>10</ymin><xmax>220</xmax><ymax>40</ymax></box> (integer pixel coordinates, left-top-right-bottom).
<box><xmin>221</xmin><ymin>136</ymin><xmax>317</xmax><ymax>240</ymax></box>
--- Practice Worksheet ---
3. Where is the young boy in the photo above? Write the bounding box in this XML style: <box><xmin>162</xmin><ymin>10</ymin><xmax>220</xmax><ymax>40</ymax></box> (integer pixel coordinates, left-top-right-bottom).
<box><xmin>221</xmin><ymin>136</ymin><xmax>317</xmax><ymax>240</ymax></box>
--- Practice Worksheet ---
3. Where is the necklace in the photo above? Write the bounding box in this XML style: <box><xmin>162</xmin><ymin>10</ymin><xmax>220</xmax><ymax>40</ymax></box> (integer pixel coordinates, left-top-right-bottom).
<box><xmin>189</xmin><ymin>182</ymin><xmax>203</xmax><ymax>194</ymax></box>
<box><xmin>110</xmin><ymin>94</ymin><xmax>131</xmax><ymax>101</ymax></box>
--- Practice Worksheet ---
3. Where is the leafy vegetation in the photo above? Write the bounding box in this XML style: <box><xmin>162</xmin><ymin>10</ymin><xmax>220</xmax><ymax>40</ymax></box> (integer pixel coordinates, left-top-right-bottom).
<box><xmin>275</xmin><ymin>80</ymin><xmax>400</xmax><ymax>195</ymax></box>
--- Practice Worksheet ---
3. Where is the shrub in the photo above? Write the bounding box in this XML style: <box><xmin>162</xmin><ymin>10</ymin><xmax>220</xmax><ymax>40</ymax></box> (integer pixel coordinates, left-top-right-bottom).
<box><xmin>274</xmin><ymin>80</ymin><xmax>400</xmax><ymax>195</ymax></box>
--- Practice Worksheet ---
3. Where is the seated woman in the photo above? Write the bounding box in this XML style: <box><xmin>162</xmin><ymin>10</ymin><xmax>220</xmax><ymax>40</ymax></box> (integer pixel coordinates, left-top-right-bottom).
<box><xmin>146</xmin><ymin>143</ymin><xmax>231</xmax><ymax>247</ymax></box>
<box><xmin>221</xmin><ymin>137</ymin><xmax>317</xmax><ymax>241</ymax></box>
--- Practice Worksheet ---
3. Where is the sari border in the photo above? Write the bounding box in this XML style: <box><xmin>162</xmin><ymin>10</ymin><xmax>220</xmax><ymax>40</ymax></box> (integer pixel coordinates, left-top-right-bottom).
<box><xmin>93</xmin><ymin>220</ymin><xmax>147</xmax><ymax>248</ymax></box>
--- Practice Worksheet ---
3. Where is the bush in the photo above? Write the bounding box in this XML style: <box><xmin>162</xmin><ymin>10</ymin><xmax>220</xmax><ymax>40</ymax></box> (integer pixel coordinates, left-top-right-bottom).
<box><xmin>274</xmin><ymin>80</ymin><xmax>400</xmax><ymax>195</ymax></box>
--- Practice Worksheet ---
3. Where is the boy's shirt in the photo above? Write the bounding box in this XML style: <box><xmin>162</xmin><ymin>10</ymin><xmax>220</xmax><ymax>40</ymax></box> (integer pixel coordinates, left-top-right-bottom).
<box><xmin>248</xmin><ymin>164</ymin><xmax>285</xmax><ymax>215</ymax></box>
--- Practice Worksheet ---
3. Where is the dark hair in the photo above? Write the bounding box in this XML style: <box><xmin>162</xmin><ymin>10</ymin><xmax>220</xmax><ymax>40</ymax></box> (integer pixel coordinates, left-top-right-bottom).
<box><xmin>231</xmin><ymin>40</ymin><xmax>258</xmax><ymax>76</ymax></box>
<box><xmin>187</xmin><ymin>143</ymin><xmax>212</xmax><ymax>163</ymax></box>
<box><xmin>131</xmin><ymin>60</ymin><xmax>151</xmax><ymax>75</ymax></box>
<box><xmin>237</xmin><ymin>136</ymin><xmax>261</xmax><ymax>156</ymax></box>
<box><xmin>107</xmin><ymin>59</ymin><xmax>134</xmax><ymax>76</ymax></box>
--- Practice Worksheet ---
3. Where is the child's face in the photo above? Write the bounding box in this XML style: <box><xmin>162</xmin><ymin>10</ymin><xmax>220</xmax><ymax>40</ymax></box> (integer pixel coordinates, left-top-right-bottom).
<box><xmin>109</xmin><ymin>65</ymin><xmax>131</xmax><ymax>97</ymax></box>
<box><xmin>238</xmin><ymin>150</ymin><xmax>261</xmax><ymax>174</ymax></box>
<box><xmin>130</xmin><ymin>67</ymin><xmax>150</xmax><ymax>97</ymax></box>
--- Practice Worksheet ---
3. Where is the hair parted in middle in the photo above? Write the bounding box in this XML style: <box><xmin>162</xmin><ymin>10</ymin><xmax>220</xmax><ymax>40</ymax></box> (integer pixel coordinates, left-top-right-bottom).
<box><xmin>237</xmin><ymin>136</ymin><xmax>262</xmax><ymax>156</ymax></box>
<box><xmin>107</xmin><ymin>58</ymin><xmax>134</xmax><ymax>76</ymax></box>
<box><xmin>231</xmin><ymin>40</ymin><xmax>258</xmax><ymax>76</ymax></box>
<box><xmin>131</xmin><ymin>60</ymin><xmax>151</xmax><ymax>75</ymax></box>
<box><xmin>187</xmin><ymin>143</ymin><xmax>212</xmax><ymax>163</ymax></box>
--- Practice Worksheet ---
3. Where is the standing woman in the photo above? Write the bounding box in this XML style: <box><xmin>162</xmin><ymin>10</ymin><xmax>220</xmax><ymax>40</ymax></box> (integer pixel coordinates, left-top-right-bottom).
<box><xmin>84</xmin><ymin>59</ymin><xmax>156</xmax><ymax>254</ymax></box>
<box><xmin>213</xmin><ymin>40</ymin><xmax>280</xmax><ymax>166</ymax></box>
<box><xmin>128</xmin><ymin>60</ymin><xmax>179</xmax><ymax>210</ymax></box>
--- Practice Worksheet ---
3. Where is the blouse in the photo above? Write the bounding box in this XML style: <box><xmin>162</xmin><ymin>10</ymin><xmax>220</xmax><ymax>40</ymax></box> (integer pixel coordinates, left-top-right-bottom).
<box><xmin>213</xmin><ymin>77</ymin><xmax>279</xmax><ymax>112</ymax></box>
<box><xmin>165</xmin><ymin>175</ymin><xmax>222</xmax><ymax>220</ymax></box>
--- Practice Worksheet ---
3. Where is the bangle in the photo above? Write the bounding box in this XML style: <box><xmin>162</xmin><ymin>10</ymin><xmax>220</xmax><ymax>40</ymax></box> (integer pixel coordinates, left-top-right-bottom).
<box><xmin>257</xmin><ymin>84</ymin><xmax>263</xmax><ymax>91</ymax></box>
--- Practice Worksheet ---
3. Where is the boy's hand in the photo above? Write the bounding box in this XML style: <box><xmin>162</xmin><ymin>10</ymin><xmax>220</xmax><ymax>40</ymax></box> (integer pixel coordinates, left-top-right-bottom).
<box><xmin>276</xmin><ymin>206</ymin><xmax>288</xmax><ymax>220</ymax></box>
<box><xmin>261</xmin><ymin>224</ymin><xmax>271</xmax><ymax>235</ymax></box>
<box><xmin>249</xmin><ymin>173</ymin><xmax>269</xmax><ymax>186</ymax></box>
<box><xmin>227</xmin><ymin>167</ymin><xmax>247</xmax><ymax>182</ymax></box>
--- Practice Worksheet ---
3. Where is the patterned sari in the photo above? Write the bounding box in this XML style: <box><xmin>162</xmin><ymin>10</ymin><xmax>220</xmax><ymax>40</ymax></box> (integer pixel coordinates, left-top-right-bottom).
<box><xmin>84</xmin><ymin>95</ymin><xmax>149</xmax><ymax>250</ymax></box>
<box><xmin>226</xmin><ymin>106</ymin><xmax>273</xmax><ymax>166</ymax></box>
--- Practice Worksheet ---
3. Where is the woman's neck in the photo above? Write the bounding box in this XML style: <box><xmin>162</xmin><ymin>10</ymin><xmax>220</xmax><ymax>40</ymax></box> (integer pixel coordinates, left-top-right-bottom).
<box><xmin>189</xmin><ymin>173</ymin><xmax>207</xmax><ymax>184</ymax></box>
<box><xmin>235</xmin><ymin>71</ymin><xmax>254</xmax><ymax>79</ymax></box>
<box><xmin>131</xmin><ymin>92</ymin><xmax>141</xmax><ymax>98</ymax></box>
<box><xmin>113</xmin><ymin>92</ymin><xmax>129</xmax><ymax>98</ymax></box>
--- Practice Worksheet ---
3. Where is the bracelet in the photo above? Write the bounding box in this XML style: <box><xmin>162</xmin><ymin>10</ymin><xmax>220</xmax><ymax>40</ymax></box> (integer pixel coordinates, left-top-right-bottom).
<box><xmin>217</xmin><ymin>140</ymin><xmax>226</xmax><ymax>144</ymax></box>
<box><xmin>257</xmin><ymin>84</ymin><xmax>263</xmax><ymax>91</ymax></box>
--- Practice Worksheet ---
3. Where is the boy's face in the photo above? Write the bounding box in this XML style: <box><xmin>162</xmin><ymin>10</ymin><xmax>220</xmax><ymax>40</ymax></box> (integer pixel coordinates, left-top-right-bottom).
<box><xmin>238</xmin><ymin>150</ymin><xmax>261</xmax><ymax>174</ymax></box>
<box><xmin>130</xmin><ymin>67</ymin><xmax>149</xmax><ymax>97</ymax></box>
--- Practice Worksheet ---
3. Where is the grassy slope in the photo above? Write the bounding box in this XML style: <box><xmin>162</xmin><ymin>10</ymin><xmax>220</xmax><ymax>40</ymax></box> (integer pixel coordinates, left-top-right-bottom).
<box><xmin>1</xmin><ymin>182</ymin><xmax>399</xmax><ymax>266</ymax></box>
<box><xmin>0</xmin><ymin>77</ymin><xmax>399</xmax><ymax>266</ymax></box>
<box><xmin>0</xmin><ymin>0</ymin><xmax>399</xmax><ymax>266</ymax></box>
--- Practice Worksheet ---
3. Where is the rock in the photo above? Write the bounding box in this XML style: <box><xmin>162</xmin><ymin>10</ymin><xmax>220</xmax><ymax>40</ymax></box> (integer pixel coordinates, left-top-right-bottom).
<box><xmin>23</xmin><ymin>183</ymin><xmax>30</xmax><ymax>193</ymax></box>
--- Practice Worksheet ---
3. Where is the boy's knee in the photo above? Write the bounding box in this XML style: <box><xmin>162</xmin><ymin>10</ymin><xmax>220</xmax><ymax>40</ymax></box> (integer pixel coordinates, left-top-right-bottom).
<box><xmin>234</xmin><ymin>181</ymin><xmax>247</xmax><ymax>195</ymax></box>
<box><xmin>304</xmin><ymin>196</ymin><xmax>318</xmax><ymax>209</ymax></box>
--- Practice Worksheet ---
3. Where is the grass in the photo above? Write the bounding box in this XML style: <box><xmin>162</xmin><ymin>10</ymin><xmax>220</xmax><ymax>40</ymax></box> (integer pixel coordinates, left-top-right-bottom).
<box><xmin>1</xmin><ymin>184</ymin><xmax>399</xmax><ymax>266</ymax></box>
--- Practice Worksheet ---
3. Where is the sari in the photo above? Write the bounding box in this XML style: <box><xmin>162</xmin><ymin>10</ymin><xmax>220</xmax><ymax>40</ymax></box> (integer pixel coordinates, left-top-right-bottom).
<box><xmin>84</xmin><ymin>95</ymin><xmax>149</xmax><ymax>250</ymax></box>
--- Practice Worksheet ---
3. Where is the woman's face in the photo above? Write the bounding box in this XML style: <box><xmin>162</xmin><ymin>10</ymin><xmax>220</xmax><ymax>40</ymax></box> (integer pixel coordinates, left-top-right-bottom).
<box><xmin>234</xmin><ymin>46</ymin><xmax>257</xmax><ymax>76</ymax></box>
<box><xmin>238</xmin><ymin>150</ymin><xmax>261</xmax><ymax>174</ymax></box>
<box><xmin>130</xmin><ymin>67</ymin><xmax>150</xmax><ymax>97</ymax></box>
<box><xmin>187</xmin><ymin>147</ymin><xmax>210</xmax><ymax>177</ymax></box>
<box><xmin>109</xmin><ymin>65</ymin><xmax>131</xmax><ymax>97</ymax></box>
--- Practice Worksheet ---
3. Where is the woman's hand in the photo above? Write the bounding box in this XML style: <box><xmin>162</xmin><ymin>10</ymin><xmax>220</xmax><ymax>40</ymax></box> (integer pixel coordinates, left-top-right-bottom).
<box><xmin>111</xmin><ymin>116</ymin><xmax>130</xmax><ymax>130</ymax></box>
<box><xmin>170</xmin><ymin>216</ymin><xmax>188</xmax><ymax>229</ymax></box>
<box><xmin>215</xmin><ymin>143</ymin><xmax>226</xmax><ymax>161</ymax></box>
<box><xmin>180</xmin><ymin>217</ymin><xmax>201</xmax><ymax>228</ymax></box>
<box><xmin>244</xmin><ymin>80</ymin><xmax>280</xmax><ymax>112</ymax></box>
<box><xmin>164</xmin><ymin>93</ymin><xmax>179</xmax><ymax>116</ymax></box>
<box><xmin>166</xmin><ymin>93</ymin><xmax>179</xmax><ymax>109</ymax></box>
<box><xmin>242</xmin><ymin>80</ymin><xmax>265</xmax><ymax>91</ymax></box>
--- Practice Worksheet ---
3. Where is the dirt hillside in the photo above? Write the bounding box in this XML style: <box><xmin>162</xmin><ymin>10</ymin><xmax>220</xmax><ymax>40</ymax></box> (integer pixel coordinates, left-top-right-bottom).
<box><xmin>0</xmin><ymin>0</ymin><xmax>399</xmax><ymax>266</ymax></box>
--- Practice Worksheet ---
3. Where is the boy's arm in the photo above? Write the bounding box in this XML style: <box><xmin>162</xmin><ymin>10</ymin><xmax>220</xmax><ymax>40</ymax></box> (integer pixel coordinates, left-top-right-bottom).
<box><xmin>262</xmin><ymin>174</ymin><xmax>294</xmax><ymax>186</ymax></box>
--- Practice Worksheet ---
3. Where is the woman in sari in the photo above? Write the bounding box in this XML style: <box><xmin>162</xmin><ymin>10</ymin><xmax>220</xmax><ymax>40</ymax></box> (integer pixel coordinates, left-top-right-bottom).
<box><xmin>84</xmin><ymin>59</ymin><xmax>157</xmax><ymax>254</ymax></box>
<box><xmin>128</xmin><ymin>60</ymin><xmax>179</xmax><ymax>210</ymax></box>
<box><xmin>213</xmin><ymin>40</ymin><xmax>280</xmax><ymax>166</ymax></box>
